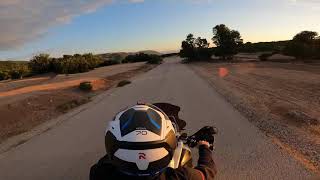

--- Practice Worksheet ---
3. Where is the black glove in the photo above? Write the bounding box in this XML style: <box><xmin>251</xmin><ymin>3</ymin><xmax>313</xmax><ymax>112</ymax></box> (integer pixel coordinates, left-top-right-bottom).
<box><xmin>187</xmin><ymin>126</ymin><xmax>217</xmax><ymax>150</ymax></box>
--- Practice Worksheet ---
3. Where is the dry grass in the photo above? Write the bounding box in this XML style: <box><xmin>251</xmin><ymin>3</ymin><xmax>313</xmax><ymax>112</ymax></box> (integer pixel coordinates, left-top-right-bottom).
<box><xmin>0</xmin><ymin>63</ymin><xmax>156</xmax><ymax>143</ymax></box>
<box><xmin>190</xmin><ymin>61</ymin><xmax>320</xmax><ymax>171</ymax></box>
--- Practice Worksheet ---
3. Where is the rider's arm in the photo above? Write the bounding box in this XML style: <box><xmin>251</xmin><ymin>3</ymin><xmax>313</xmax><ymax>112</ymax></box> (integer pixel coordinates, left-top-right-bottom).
<box><xmin>194</xmin><ymin>142</ymin><xmax>217</xmax><ymax>180</ymax></box>
<box><xmin>170</xmin><ymin>141</ymin><xmax>217</xmax><ymax>180</ymax></box>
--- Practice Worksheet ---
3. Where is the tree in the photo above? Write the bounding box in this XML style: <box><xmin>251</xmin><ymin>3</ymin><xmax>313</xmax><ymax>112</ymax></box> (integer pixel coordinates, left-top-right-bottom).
<box><xmin>180</xmin><ymin>34</ymin><xmax>212</xmax><ymax>60</ymax></box>
<box><xmin>180</xmin><ymin>34</ymin><xmax>196</xmax><ymax>59</ymax></box>
<box><xmin>293</xmin><ymin>31</ymin><xmax>318</xmax><ymax>43</ymax></box>
<box><xmin>284</xmin><ymin>31</ymin><xmax>320</xmax><ymax>59</ymax></box>
<box><xmin>186</xmin><ymin>34</ymin><xmax>195</xmax><ymax>47</ymax></box>
<box><xmin>195</xmin><ymin>37</ymin><xmax>209</xmax><ymax>48</ymax></box>
<box><xmin>82</xmin><ymin>53</ymin><xmax>103</xmax><ymax>69</ymax></box>
<box><xmin>212</xmin><ymin>24</ymin><xmax>243</xmax><ymax>59</ymax></box>
<box><xmin>29</xmin><ymin>54</ymin><xmax>52</xmax><ymax>74</ymax></box>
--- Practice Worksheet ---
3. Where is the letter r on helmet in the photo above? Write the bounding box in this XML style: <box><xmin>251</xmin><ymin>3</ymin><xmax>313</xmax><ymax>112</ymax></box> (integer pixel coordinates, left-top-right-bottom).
<box><xmin>138</xmin><ymin>153</ymin><xmax>146</xmax><ymax>160</ymax></box>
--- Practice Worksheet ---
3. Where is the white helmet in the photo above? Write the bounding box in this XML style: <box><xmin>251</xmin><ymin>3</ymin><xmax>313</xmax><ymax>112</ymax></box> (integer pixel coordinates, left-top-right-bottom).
<box><xmin>105</xmin><ymin>103</ymin><xmax>177</xmax><ymax>176</ymax></box>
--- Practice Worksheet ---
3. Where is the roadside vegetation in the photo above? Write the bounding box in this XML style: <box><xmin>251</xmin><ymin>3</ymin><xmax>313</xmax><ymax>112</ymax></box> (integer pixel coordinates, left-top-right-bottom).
<box><xmin>123</xmin><ymin>53</ymin><xmax>163</xmax><ymax>64</ymax></box>
<box><xmin>180</xmin><ymin>24</ymin><xmax>320</xmax><ymax>62</ymax></box>
<box><xmin>180</xmin><ymin>24</ymin><xmax>243</xmax><ymax>61</ymax></box>
<box><xmin>0</xmin><ymin>52</ymin><xmax>162</xmax><ymax>82</ymax></box>
<box><xmin>0</xmin><ymin>61</ymin><xmax>30</xmax><ymax>80</ymax></box>
<box><xmin>182</xmin><ymin>24</ymin><xmax>320</xmax><ymax>173</ymax></box>
<box><xmin>117</xmin><ymin>80</ymin><xmax>132</xmax><ymax>87</ymax></box>
<box><xmin>79</xmin><ymin>82</ymin><xmax>93</xmax><ymax>91</ymax></box>
<box><xmin>183</xmin><ymin>24</ymin><xmax>320</xmax><ymax>171</ymax></box>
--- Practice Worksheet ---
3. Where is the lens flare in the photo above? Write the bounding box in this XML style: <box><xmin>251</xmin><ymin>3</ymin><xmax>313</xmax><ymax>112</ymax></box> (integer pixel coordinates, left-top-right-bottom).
<box><xmin>219</xmin><ymin>67</ymin><xmax>229</xmax><ymax>78</ymax></box>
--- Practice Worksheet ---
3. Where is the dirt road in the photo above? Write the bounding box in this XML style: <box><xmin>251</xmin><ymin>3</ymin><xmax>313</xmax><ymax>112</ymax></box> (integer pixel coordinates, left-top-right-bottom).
<box><xmin>0</xmin><ymin>57</ymin><xmax>317</xmax><ymax>179</ymax></box>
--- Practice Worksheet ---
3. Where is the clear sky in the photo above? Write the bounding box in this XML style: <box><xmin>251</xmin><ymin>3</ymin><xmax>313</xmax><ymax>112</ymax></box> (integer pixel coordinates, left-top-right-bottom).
<box><xmin>0</xmin><ymin>0</ymin><xmax>319</xmax><ymax>60</ymax></box>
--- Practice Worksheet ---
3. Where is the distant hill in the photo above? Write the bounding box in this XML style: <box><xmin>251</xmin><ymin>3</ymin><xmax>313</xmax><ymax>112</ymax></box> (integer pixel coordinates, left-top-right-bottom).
<box><xmin>138</xmin><ymin>50</ymin><xmax>161</xmax><ymax>55</ymax></box>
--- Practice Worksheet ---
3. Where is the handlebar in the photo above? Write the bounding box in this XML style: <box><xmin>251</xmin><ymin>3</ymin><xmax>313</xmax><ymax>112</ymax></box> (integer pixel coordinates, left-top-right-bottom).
<box><xmin>182</xmin><ymin>126</ymin><xmax>217</xmax><ymax>151</ymax></box>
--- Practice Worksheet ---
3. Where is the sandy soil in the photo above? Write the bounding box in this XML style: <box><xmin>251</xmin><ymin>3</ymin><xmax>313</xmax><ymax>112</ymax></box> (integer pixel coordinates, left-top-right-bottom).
<box><xmin>190</xmin><ymin>61</ymin><xmax>320</xmax><ymax>172</ymax></box>
<box><xmin>0</xmin><ymin>63</ymin><xmax>155</xmax><ymax>143</ymax></box>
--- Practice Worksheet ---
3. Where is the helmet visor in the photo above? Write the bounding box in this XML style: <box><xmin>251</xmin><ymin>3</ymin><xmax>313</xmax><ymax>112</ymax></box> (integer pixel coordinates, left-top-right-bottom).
<box><xmin>120</xmin><ymin>108</ymin><xmax>162</xmax><ymax>137</ymax></box>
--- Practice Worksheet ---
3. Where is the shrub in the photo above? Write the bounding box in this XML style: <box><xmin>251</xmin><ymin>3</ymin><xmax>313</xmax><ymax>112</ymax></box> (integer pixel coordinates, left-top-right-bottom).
<box><xmin>52</xmin><ymin>56</ymin><xmax>90</xmax><ymax>74</ymax></box>
<box><xmin>117</xmin><ymin>80</ymin><xmax>131</xmax><ymax>87</ymax></box>
<box><xmin>79</xmin><ymin>81</ymin><xmax>93</xmax><ymax>91</ymax></box>
<box><xmin>30</xmin><ymin>53</ymin><xmax>102</xmax><ymax>75</ymax></box>
<box><xmin>29</xmin><ymin>54</ymin><xmax>52</xmax><ymax>74</ymax></box>
<box><xmin>101</xmin><ymin>59</ymin><xmax>122</xmax><ymax>66</ymax></box>
<box><xmin>124</xmin><ymin>53</ymin><xmax>151</xmax><ymax>63</ymax></box>
<box><xmin>82</xmin><ymin>53</ymin><xmax>103</xmax><ymax>69</ymax></box>
<box><xmin>124</xmin><ymin>53</ymin><xmax>163</xmax><ymax>64</ymax></box>
<box><xmin>259</xmin><ymin>53</ymin><xmax>274</xmax><ymax>61</ymax></box>
<box><xmin>9</xmin><ymin>70</ymin><xmax>23</xmax><ymax>79</ymax></box>
<box><xmin>147</xmin><ymin>55</ymin><xmax>163</xmax><ymax>64</ymax></box>
<box><xmin>0</xmin><ymin>71</ymin><xmax>9</xmax><ymax>81</ymax></box>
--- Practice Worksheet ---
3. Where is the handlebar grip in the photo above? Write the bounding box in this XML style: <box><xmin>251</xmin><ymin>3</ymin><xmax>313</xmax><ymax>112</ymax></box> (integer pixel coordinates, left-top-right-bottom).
<box><xmin>187</xmin><ymin>126</ymin><xmax>217</xmax><ymax>149</ymax></box>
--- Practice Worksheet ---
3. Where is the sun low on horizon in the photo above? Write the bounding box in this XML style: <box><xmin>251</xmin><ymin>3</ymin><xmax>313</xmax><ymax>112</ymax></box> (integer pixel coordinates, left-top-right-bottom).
<box><xmin>0</xmin><ymin>0</ymin><xmax>319</xmax><ymax>60</ymax></box>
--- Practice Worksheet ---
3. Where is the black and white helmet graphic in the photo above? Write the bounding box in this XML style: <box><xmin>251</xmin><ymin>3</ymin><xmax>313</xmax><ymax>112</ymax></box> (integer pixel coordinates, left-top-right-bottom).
<box><xmin>105</xmin><ymin>103</ymin><xmax>177</xmax><ymax>176</ymax></box>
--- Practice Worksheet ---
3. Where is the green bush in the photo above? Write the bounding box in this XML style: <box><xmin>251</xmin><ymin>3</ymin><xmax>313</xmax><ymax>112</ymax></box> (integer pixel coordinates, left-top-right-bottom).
<box><xmin>124</xmin><ymin>53</ymin><xmax>163</xmax><ymax>64</ymax></box>
<box><xmin>124</xmin><ymin>53</ymin><xmax>151</xmax><ymax>63</ymax></box>
<box><xmin>117</xmin><ymin>80</ymin><xmax>131</xmax><ymax>87</ymax></box>
<box><xmin>52</xmin><ymin>56</ymin><xmax>90</xmax><ymax>74</ymax></box>
<box><xmin>82</xmin><ymin>53</ymin><xmax>103</xmax><ymax>69</ymax></box>
<box><xmin>147</xmin><ymin>55</ymin><xmax>163</xmax><ymax>64</ymax></box>
<box><xmin>79</xmin><ymin>81</ymin><xmax>93</xmax><ymax>91</ymax></box>
<box><xmin>30</xmin><ymin>53</ymin><xmax>102</xmax><ymax>75</ymax></box>
<box><xmin>283</xmin><ymin>31</ymin><xmax>320</xmax><ymax>59</ymax></box>
<box><xmin>0</xmin><ymin>71</ymin><xmax>9</xmax><ymax>81</ymax></box>
<box><xmin>239</xmin><ymin>41</ymin><xmax>288</xmax><ymax>53</ymax></box>
<box><xmin>9</xmin><ymin>70</ymin><xmax>23</xmax><ymax>79</ymax></box>
<box><xmin>101</xmin><ymin>59</ymin><xmax>122</xmax><ymax>66</ymax></box>
<box><xmin>29</xmin><ymin>54</ymin><xmax>52</xmax><ymax>74</ymax></box>
<box><xmin>0</xmin><ymin>61</ymin><xmax>30</xmax><ymax>80</ymax></box>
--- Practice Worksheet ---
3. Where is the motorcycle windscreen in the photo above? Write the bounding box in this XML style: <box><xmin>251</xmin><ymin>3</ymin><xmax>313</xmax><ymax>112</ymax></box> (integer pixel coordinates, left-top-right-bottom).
<box><xmin>153</xmin><ymin>103</ymin><xmax>186</xmax><ymax>130</ymax></box>
<box><xmin>120</xmin><ymin>108</ymin><xmax>162</xmax><ymax>137</ymax></box>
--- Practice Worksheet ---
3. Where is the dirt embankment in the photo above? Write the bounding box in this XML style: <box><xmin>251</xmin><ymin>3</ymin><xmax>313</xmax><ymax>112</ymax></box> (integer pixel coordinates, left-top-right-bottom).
<box><xmin>0</xmin><ymin>63</ymin><xmax>155</xmax><ymax>143</ymax></box>
<box><xmin>190</xmin><ymin>62</ymin><xmax>320</xmax><ymax>172</ymax></box>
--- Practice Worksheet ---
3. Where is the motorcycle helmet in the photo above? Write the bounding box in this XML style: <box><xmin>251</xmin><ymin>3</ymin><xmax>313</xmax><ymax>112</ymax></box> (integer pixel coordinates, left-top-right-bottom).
<box><xmin>105</xmin><ymin>103</ymin><xmax>177</xmax><ymax>176</ymax></box>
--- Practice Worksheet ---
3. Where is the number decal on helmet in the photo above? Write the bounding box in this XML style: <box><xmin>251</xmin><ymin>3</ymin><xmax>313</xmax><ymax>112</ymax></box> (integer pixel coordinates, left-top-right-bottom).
<box><xmin>136</xmin><ymin>130</ymin><xmax>148</xmax><ymax>135</ymax></box>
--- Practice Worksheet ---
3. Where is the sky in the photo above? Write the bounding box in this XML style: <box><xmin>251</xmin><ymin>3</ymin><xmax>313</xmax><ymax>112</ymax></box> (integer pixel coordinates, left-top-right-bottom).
<box><xmin>0</xmin><ymin>0</ymin><xmax>319</xmax><ymax>60</ymax></box>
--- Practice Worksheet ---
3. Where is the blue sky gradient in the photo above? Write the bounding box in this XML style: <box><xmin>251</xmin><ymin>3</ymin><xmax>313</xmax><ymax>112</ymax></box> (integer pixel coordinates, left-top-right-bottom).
<box><xmin>1</xmin><ymin>0</ymin><xmax>319</xmax><ymax>60</ymax></box>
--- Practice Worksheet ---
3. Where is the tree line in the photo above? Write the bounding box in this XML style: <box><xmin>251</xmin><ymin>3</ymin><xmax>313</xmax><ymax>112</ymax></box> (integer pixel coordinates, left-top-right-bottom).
<box><xmin>0</xmin><ymin>52</ymin><xmax>162</xmax><ymax>81</ymax></box>
<box><xmin>29</xmin><ymin>52</ymin><xmax>162</xmax><ymax>75</ymax></box>
<box><xmin>180</xmin><ymin>24</ymin><xmax>320</xmax><ymax>61</ymax></box>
